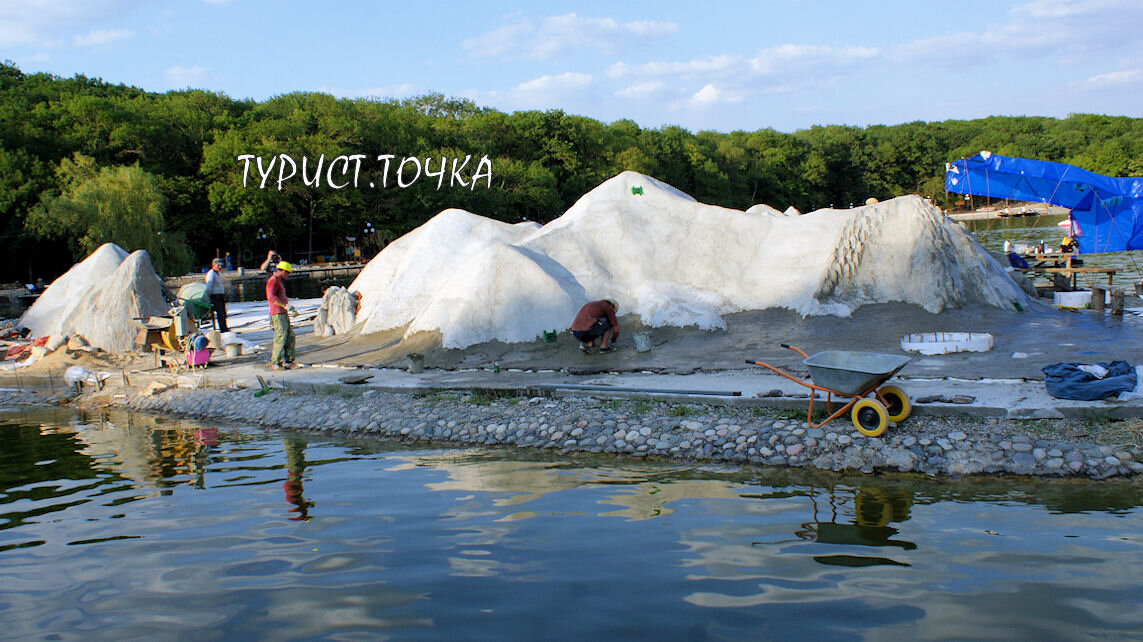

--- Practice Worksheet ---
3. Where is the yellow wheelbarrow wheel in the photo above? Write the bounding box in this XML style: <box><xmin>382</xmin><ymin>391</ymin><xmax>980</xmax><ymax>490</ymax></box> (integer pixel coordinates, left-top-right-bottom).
<box><xmin>877</xmin><ymin>385</ymin><xmax>911</xmax><ymax>423</ymax></box>
<box><xmin>852</xmin><ymin>398</ymin><xmax>888</xmax><ymax>437</ymax></box>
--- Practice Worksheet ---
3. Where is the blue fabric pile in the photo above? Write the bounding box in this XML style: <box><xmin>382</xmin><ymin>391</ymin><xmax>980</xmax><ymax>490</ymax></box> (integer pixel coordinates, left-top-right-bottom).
<box><xmin>1042</xmin><ymin>361</ymin><xmax>1137</xmax><ymax>400</ymax></box>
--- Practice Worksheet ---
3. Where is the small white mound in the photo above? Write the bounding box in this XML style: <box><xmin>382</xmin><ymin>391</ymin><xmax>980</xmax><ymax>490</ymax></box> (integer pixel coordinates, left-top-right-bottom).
<box><xmin>19</xmin><ymin>243</ymin><xmax>129</xmax><ymax>338</ymax></box>
<box><xmin>783</xmin><ymin>206</ymin><xmax>802</xmax><ymax>216</ymax></box>
<box><xmin>313</xmin><ymin>286</ymin><xmax>358</xmax><ymax>337</ymax></box>
<box><xmin>745</xmin><ymin>204</ymin><xmax>783</xmax><ymax>216</ymax></box>
<box><xmin>55</xmin><ymin>250</ymin><xmax>169</xmax><ymax>352</ymax></box>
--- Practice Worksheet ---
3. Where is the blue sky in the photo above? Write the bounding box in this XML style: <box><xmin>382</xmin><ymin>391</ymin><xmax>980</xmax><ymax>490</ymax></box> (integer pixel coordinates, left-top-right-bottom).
<box><xmin>2</xmin><ymin>0</ymin><xmax>1142</xmax><ymax>133</ymax></box>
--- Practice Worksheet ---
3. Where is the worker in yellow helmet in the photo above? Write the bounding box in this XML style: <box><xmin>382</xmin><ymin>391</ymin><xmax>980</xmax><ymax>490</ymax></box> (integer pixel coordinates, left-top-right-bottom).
<box><xmin>266</xmin><ymin>260</ymin><xmax>299</xmax><ymax>370</ymax></box>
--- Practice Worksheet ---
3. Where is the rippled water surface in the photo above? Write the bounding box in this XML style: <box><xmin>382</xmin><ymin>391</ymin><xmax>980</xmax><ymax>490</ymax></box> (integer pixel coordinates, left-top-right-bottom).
<box><xmin>2</xmin><ymin>406</ymin><xmax>1142</xmax><ymax>639</ymax></box>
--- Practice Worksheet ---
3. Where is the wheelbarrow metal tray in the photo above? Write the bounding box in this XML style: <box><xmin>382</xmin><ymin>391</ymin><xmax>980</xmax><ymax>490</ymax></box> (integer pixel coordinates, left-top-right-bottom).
<box><xmin>802</xmin><ymin>351</ymin><xmax>910</xmax><ymax>396</ymax></box>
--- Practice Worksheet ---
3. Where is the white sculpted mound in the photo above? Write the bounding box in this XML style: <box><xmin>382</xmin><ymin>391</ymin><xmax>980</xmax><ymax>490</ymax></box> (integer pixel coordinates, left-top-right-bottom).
<box><xmin>354</xmin><ymin>209</ymin><xmax>540</xmax><ymax>336</ymax></box>
<box><xmin>19</xmin><ymin>243</ymin><xmax>129</xmax><ymax>340</ymax></box>
<box><xmin>351</xmin><ymin>171</ymin><xmax>1029</xmax><ymax>349</ymax></box>
<box><xmin>20</xmin><ymin>245</ymin><xmax>170</xmax><ymax>353</ymax></box>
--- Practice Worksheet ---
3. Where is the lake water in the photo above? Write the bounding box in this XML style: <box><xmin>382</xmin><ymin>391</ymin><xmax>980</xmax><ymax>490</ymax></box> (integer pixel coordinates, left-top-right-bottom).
<box><xmin>964</xmin><ymin>214</ymin><xmax>1143</xmax><ymax>288</ymax></box>
<box><xmin>2</xmin><ymin>405</ymin><xmax>1142</xmax><ymax>639</ymax></box>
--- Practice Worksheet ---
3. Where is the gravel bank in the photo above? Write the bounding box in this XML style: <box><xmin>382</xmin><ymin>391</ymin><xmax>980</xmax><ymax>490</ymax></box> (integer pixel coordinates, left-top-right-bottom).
<box><xmin>4</xmin><ymin>386</ymin><xmax>1142</xmax><ymax>479</ymax></box>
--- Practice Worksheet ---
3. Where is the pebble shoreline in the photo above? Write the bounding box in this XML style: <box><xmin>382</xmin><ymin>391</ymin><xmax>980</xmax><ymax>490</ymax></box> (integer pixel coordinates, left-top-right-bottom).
<box><xmin>4</xmin><ymin>386</ymin><xmax>1142</xmax><ymax>479</ymax></box>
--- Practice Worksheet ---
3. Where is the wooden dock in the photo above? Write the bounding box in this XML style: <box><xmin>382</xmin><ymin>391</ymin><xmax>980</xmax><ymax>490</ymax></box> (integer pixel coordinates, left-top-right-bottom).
<box><xmin>164</xmin><ymin>262</ymin><xmax>364</xmax><ymax>290</ymax></box>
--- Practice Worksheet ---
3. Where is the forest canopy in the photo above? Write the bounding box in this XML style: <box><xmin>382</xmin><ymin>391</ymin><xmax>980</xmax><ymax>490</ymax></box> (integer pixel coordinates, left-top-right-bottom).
<box><xmin>3</xmin><ymin>61</ymin><xmax>1142</xmax><ymax>281</ymax></box>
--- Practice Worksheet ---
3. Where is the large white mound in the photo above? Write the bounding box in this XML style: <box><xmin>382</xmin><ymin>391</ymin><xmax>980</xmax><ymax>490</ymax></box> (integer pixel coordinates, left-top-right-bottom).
<box><xmin>352</xmin><ymin>171</ymin><xmax>1029</xmax><ymax>349</ymax></box>
<box><xmin>19</xmin><ymin>245</ymin><xmax>170</xmax><ymax>353</ymax></box>
<box><xmin>19</xmin><ymin>243</ymin><xmax>129</xmax><ymax>339</ymax></box>
<box><xmin>55</xmin><ymin>250</ymin><xmax>169</xmax><ymax>353</ymax></box>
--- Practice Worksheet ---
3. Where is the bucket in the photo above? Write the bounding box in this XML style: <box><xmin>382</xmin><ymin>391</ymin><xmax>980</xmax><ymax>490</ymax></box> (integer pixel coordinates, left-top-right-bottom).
<box><xmin>225</xmin><ymin>343</ymin><xmax>242</xmax><ymax>357</ymax></box>
<box><xmin>633</xmin><ymin>331</ymin><xmax>652</xmax><ymax>353</ymax></box>
<box><xmin>542</xmin><ymin>329</ymin><xmax>558</xmax><ymax>343</ymax></box>
<box><xmin>407</xmin><ymin>353</ymin><xmax>424</xmax><ymax>374</ymax></box>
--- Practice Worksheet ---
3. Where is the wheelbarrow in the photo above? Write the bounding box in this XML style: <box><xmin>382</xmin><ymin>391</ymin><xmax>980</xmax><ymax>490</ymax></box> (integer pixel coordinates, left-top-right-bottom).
<box><xmin>746</xmin><ymin>344</ymin><xmax>911</xmax><ymax>437</ymax></box>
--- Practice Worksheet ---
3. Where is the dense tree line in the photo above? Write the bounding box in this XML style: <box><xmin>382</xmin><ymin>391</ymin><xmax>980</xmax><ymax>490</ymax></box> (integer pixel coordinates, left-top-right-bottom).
<box><xmin>3</xmin><ymin>61</ymin><xmax>1143</xmax><ymax>282</ymax></box>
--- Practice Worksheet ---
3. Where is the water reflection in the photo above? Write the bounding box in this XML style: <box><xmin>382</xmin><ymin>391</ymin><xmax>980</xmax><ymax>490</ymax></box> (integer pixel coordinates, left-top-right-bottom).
<box><xmin>1</xmin><ymin>406</ymin><xmax>1142</xmax><ymax>639</ymax></box>
<box><xmin>282</xmin><ymin>439</ymin><xmax>312</xmax><ymax>521</ymax></box>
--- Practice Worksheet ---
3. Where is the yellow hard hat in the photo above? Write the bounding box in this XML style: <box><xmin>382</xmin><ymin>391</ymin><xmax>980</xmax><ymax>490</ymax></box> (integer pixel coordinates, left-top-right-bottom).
<box><xmin>277</xmin><ymin>261</ymin><xmax>293</xmax><ymax>272</ymax></box>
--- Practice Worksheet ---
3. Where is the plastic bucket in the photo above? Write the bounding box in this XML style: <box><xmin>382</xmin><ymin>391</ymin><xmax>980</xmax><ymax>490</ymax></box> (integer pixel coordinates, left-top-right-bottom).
<box><xmin>633</xmin><ymin>331</ymin><xmax>652</xmax><ymax>353</ymax></box>
<box><xmin>407</xmin><ymin>353</ymin><xmax>424</xmax><ymax>374</ymax></box>
<box><xmin>225</xmin><ymin>343</ymin><xmax>242</xmax><ymax>357</ymax></box>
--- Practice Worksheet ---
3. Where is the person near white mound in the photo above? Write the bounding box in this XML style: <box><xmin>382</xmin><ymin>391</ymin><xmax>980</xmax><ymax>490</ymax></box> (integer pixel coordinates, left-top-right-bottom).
<box><xmin>204</xmin><ymin>258</ymin><xmax>229</xmax><ymax>332</ymax></box>
<box><xmin>571</xmin><ymin>299</ymin><xmax>619</xmax><ymax>354</ymax></box>
<box><xmin>266</xmin><ymin>261</ymin><xmax>299</xmax><ymax>370</ymax></box>
<box><xmin>260</xmin><ymin>249</ymin><xmax>282</xmax><ymax>275</ymax></box>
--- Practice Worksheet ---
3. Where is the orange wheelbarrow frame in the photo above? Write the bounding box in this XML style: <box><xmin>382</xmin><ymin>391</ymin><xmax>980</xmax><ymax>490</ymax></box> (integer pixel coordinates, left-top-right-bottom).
<box><xmin>746</xmin><ymin>343</ymin><xmax>911</xmax><ymax>436</ymax></box>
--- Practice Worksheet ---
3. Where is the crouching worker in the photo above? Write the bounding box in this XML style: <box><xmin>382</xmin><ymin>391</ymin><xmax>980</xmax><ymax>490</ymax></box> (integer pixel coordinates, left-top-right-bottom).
<box><xmin>267</xmin><ymin>261</ymin><xmax>300</xmax><ymax>370</ymax></box>
<box><xmin>571</xmin><ymin>299</ymin><xmax>619</xmax><ymax>354</ymax></box>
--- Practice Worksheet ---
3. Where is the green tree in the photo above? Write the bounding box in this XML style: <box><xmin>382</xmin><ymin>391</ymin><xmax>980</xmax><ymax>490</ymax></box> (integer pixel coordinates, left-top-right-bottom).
<box><xmin>27</xmin><ymin>154</ymin><xmax>192</xmax><ymax>274</ymax></box>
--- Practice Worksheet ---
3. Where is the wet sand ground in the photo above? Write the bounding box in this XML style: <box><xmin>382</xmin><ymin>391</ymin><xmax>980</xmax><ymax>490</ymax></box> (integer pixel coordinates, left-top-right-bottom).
<box><xmin>297</xmin><ymin>300</ymin><xmax>1143</xmax><ymax>383</ymax></box>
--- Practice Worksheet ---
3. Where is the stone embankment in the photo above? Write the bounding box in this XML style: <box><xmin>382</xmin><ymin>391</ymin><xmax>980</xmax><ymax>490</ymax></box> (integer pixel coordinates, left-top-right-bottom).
<box><xmin>4</xmin><ymin>384</ymin><xmax>1139</xmax><ymax>479</ymax></box>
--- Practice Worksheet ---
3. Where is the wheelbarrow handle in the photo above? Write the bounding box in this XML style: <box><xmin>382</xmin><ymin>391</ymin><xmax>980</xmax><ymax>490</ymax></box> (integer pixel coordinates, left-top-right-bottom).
<box><xmin>780</xmin><ymin>343</ymin><xmax>810</xmax><ymax>359</ymax></box>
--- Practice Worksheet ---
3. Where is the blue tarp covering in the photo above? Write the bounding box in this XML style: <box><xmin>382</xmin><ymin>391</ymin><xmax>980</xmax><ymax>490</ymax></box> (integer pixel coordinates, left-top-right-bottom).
<box><xmin>945</xmin><ymin>152</ymin><xmax>1143</xmax><ymax>253</ymax></box>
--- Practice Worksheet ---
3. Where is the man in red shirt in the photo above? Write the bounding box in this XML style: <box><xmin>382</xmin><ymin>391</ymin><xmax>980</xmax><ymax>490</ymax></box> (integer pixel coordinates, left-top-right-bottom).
<box><xmin>571</xmin><ymin>299</ymin><xmax>619</xmax><ymax>354</ymax></box>
<box><xmin>266</xmin><ymin>261</ymin><xmax>299</xmax><ymax>370</ymax></box>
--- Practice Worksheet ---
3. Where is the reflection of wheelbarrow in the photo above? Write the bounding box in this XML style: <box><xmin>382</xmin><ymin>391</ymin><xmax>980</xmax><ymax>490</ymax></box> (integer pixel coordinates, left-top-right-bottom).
<box><xmin>746</xmin><ymin>344</ymin><xmax>911</xmax><ymax>436</ymax></box>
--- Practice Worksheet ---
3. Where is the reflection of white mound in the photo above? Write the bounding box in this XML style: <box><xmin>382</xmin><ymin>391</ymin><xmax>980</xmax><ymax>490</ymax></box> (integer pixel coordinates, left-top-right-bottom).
<box><xmin>351</xmin><ymin>171</ymin><xmax>1030</xmax><ymax>350</ymax></box>
<box><xmin>19</xmin><ymin>245</ymin><xmax>169</xmax><ymax>352</ymax></box>
<box><xmin>19</xmin><ymin>243</ymin><xmax>128</xmax><ymax>339</ymax></box>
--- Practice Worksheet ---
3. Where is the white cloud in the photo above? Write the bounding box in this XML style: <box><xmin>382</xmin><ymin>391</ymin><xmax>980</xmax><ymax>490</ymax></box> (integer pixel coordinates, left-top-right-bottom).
<box><xmin>462</xmin><ymin>12</ymin><xmax>678</xmax><ymax>61</ymax></box>
<box><xmin>607</xmin><ymin>55</ymin><xmax>743</xmax><ymax>79</ymax></box>
<box><xmin>461</xmin><ymin>20</ymin><xmax>533</xmax><ymax>59</ymax></box>
<box><xmin>321</xmin><ymin>83</ymin><xmax>423</xmax><ymax>100</ymax></box>
<box><xmin>74</xmin><ymin>28</ymin><xmax>134</xmax><ymax>46</ymax></box>
<box><xmin>893</xmin><ymin>0</ymin><xmax>1143</xmax><ymax>64</ymax></box>
<box><xmin>689</xmin><ymin>84</ymin><xmax>723</xmax><ymax>106</ymax></box>
<box><xmin>0</xmin><ymin>0</ymin><xmax>139</xmax><ymax>47</ymax></box>
<box><xmin>514</xmin><ymin>71</ymin><xmax>593</xmax><ymax>93</ymax></box>
<box><xmin>1083</xmin><ymin>68</ymin><xmax>1143</xmax><ymax>88</ymax></box>
<box><xmin>615</xmin><ymin>80</ymin><xmax>667</xmax><ymax>98</ymax></box>
<box><xmin>749</xmin><ymin>44</ymin><xmax>880</xmax><ymax>75</ymax></box>
<box><xmin>164</xmin><ymin>65</ymin><xmax>208</xmax><ymax>89</ymax></box>
<box><xmin>1013</xmin><ymin>0</ymin><xmax>1131</xmax><ymax>20</ymax></box>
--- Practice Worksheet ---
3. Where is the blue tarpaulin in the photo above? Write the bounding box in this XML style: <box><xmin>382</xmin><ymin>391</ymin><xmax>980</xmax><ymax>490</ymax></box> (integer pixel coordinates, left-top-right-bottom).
<box><xmin>945</xmin><ymin>152</ymin><xmax>1143</xmax><ymax>254</ymax></box>
<box><xmin>1042</xmin><ymin>361</ymin><xmax>1137</xmax><ymax>401</ymax></box>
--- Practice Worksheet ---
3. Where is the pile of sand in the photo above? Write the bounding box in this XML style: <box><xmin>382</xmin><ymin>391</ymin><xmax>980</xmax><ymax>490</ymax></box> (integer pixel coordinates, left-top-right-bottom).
<box><xmin>19</xmin><ymin>244</ymin><xmax>170</xmax><ymax>353</ymax></box>
<box><xmin>350</xmin><ymin>171</ymin><xmax>1030</xmax><ymax>350</ymax></box>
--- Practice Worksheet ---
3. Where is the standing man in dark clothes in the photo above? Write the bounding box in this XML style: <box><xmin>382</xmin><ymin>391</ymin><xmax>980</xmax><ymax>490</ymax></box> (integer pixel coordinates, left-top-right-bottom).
<box><xmin>571</xmin><ymin>299</ymin><xmax>619</xmax><ymax>354</ymax></box>
<box><xmin>204</xmin><ymin>258</ymin><xmax>229</xmax><ymax>332</ymax></box>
